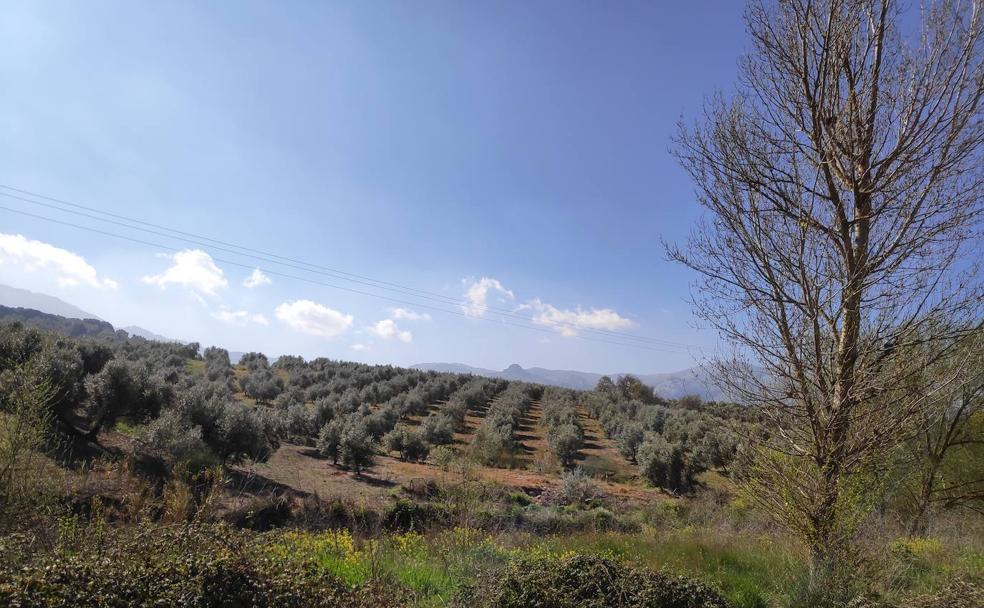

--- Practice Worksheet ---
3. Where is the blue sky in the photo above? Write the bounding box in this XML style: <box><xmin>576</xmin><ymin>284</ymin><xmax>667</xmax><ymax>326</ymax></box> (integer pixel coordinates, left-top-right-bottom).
<box><xmin>0</xmin><ymin>1</ymin><xmax>747</xmax><ymax>374</ymax></box>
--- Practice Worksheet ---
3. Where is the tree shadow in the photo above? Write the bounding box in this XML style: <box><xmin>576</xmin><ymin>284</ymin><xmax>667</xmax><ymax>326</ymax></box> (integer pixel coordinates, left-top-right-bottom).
<box><xmin>226</xmin><ymin>468</ymin><xmax>312</xmax><ymax>499</ymax></box>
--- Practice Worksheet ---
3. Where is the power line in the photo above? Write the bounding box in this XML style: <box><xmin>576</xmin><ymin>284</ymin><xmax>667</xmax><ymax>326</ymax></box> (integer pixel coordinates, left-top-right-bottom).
<box><xmin>0</xmin><ymin>203</ymin><xmax>702</xmax><ymax>356</ymax></box>
<box><xmin>0</xmin><ymin>184</ymin><xmax>700</xmax><ymax>349</ymax></box>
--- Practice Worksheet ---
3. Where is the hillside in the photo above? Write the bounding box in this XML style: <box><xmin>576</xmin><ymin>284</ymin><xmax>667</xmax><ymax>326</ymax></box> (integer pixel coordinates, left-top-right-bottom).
<box><xmin>412</xmin><ymin>361</ymin><xmax>726</xmax><ymax>400</ymax></box>
<box><xmin>2</xmin><ymin>304</ymin><xmax>979</xmax><ymax>608</ymax></box>
<box><xmin>0</xmin><ymin>304</ymin><xmax>121</xmax><ymax>339</ymax></box>
<box><xmin>0</xmin><ymin>283</ymin><xmax>101</xmax><ymax>320</ymax></box>
<box><xmin>120</xmin><ymin>325</ymin><xmax>185</xmax><ymax>343</ymax></box>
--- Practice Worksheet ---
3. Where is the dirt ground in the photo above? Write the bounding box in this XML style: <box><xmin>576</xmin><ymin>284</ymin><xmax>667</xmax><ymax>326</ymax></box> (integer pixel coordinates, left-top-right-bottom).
<box><xmin>239</xmin><ymin>401</ymin><xmax>667</xmax><ymax>508</ymax></box>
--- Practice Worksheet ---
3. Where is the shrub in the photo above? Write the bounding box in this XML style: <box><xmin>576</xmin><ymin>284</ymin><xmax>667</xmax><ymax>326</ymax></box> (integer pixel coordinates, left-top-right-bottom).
<box><xmin>470</xmin><ymin>423</ymin><xmax>513</xmax><ymax>467</ymax></box>
<box><xmin>421</xmin><ymin>414</ymin><xmax>455</xmax><ymax>445</ymax></box>
<box><xmin>139</xmin><ymin>409</ymin><xmax>218</xmax><ymax>472</ymax></box>
<box><xmin>430</xmin><ymin>445</ymin><xmax>457</xmax><ymax>471</ymax></box>
<box><xmin>384</xmin><ymin>498</ymin><xmax>447</xmax><ymax>531</ymax></box>
<box><xmin>548</xmin><ymin>422</ymin><xmax>583</xmax><ymax>467</ymax></box>
<box><xmin>217</xmin><ymin>401</ymin><xmax>277</xmax><ymax>462</ymax></box>
<box><xmin>240</xmin><ymin>367</ymin><xmax>284</xmax><ymax>403</ymax></box>
<box><xmin>383</xmin><ymin>427</ymin><xmax>430</xmax><ymax>462</ymax></box>
<box><xmin>285</xmin><ymin>403</ymin><xmax>316</xmax><ymax>440</ymax></box>
<box><xmin>616</xmin><ymin>423</ymin><xmax>644</xmax><ymax>463</ymax></box>
<box><xmin>0</xmin><ymin>523</ymin><xmax>405</xmax><ymax>608</ymax></box>
<box><xmin>556</xmin><ymin>466</ymin><xmax>603</xmax><ymax>506</ymax></box>
<box><xmin>339</xmin><ymin>419</ymin><xmax>375</xmax><ymax>474</ymax></box>
<box><xmin>273</xmin><ymin>387</ymin><xmax>304</xmax><ymax>410</ymax></box>
<box><xmin>456</xmin><ymin>553</ymin><xmax>731</xmax><ymax>608</ymax></box>
<box><xmin>637</xmin><ymin>433</ymin><xmax>689</xmax><ymax>493</ymax></box>
<box><xmin>318</xmin><ymin>418</ymin><xmax>345</xmax><ymax>464</ymax></box>
<box><xmin>84</xmin><ymin>360</ymin><xmax>173</xmax><ymax>435</ymax></box>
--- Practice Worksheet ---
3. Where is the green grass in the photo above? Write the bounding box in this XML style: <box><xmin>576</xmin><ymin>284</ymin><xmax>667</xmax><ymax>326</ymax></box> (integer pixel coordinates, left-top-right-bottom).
<box><xmin>270</xmin><ymin>524</ymin><xmax>980</xmax><ymax>608</ymax></box>
<box><xmin>516</xmin><ymin>529</ymin><xmax>800</xmax><ymax>608</ymax></box>
<box><xmin>185</xmin><ymin>359</ymin><xmax>205</xmax><ymax>376</ymax></box>
<box><xmin>273</xmin><ymin>526</ymin><xmax>798</xmax><ymax>607</ymax></box>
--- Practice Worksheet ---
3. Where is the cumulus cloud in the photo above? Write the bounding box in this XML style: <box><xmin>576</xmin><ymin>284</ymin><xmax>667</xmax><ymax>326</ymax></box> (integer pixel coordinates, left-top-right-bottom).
<box><xmin>142</xmin><ymin>249</ymin><xmax>227</xmax><ymax>296</ymax></box>
<box><xmin>462</xmin><ymin>277</ymin><xmax>513</xmax><ymax>317</ymax></box>
<box><xmin>243</xmin><ymin>268</ymin><xmax>271</xmax><ymax>288</ymax></box>
<box><xmin>390</xmin><ymin>307</ymin><xmax>431</xmax><ymax>321</ymax></box>
<box><xmin>350</xmin><ymin>342</ymin><xmax>370</xmax><ymax>352</ymax></box>
<box><xmin>212</xmin><ymin>307</ymin><xmax>269</xmax><ymax>326</ymax></box>
<box><xmin>275</xmin><ymin>299</ymin><xmax>353</xmax><ymax>338</ymax></box>
<box><xmin>520</xmin><ymin>298</ymin><xmax>633</xmax><ymax>337</ymax></box>
<box><xmin>0</xmin><ymin>233</ymin><xmax>118</xmax><ymax>289</ymax></box>
<box><xmin>368</xmin><ymin>319</ymin><xmax>412</xmax><ymax>343</ymax></box>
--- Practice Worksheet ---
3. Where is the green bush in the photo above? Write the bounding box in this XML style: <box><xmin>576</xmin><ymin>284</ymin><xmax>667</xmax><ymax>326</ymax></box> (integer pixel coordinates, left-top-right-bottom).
<box><xmin>383</xmin><ymin>426</ymin><xmax>430</xmax><ymax>462</ymax></box>
<box><xmin>384</xmin><ymin>498</ymin><xmax>448</xmax><ymax>531</ymax></box>
<box><xmin>845</xmin><ymin>581</ymin><xmax>984</xmax><ymax>608</ymax></box>
<box><xmin>421</xmin><ymin>413</ymin><xmax>455</xmax><ymax>445</ymax></box>
<box><xmin>0</xmin><ymin>523</ymin><xmax>404</xmax><ymax>608</ymax></box>
<box><xmin>456</xmin><ymin>553</ymin><xmax>732</xmax><ymax>608</ymax></box>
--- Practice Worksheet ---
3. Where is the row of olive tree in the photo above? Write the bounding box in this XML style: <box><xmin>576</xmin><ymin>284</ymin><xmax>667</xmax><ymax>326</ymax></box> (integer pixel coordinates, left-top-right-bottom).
<box><xmin>586</xmin><ymin>384</ymin><xmax>740</xmax><ymax>493</ymax></box>
<box><xmin>539</xmin><ymin>387</ymin><xmax>585</xmax><ymax>467</ymax></box>
<box><xmin>470</xmin><ymin>383</ymin><xmax>543</xmax><ymax>467</ymax></box>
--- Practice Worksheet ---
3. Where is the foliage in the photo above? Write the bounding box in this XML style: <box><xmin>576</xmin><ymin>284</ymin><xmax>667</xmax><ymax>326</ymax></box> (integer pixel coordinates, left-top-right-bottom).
<box><xmin>421</xmin><ymin>413</ymin><xmax>455</xmax><ymax>445</ymax></box>
<box><xmin>383</xmin><ymin>426</ymin><xmax>430</xmax><ymax>462</ymax></box>
<box><xmin>554</xmin><ymin>467</ymin><xmax>603</xmax><ymax>507</ymax></box>
<box><xmin>0</xmin><ymin>523</ymin><xmax>404</xmax><ymax>608</ymax></box>
<box><xmin>339</xmin><ymin>417</ymin><xmax>376</xmax><ymax>474</ymax></box>
<box><xmin>0</xmin><ymin>355</ymin><xmax>57</xmax><ymax>529</ymax></box>
<box><xmin>456</xmin><ymin>553</ymin><xmax>732</xmax><ymax>608</ymax></box>
<box><xmin>239</xmin><ymin>352</ymin><xmax>284</xmax><ymax>403</ymax></box>
<box><xmin>84</xmin><ymin>359</ymin><xmax>173</xmax><ymax>436</ymax></box>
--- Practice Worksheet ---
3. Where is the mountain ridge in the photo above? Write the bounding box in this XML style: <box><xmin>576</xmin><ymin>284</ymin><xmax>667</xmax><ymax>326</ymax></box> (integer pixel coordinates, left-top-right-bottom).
<box><xmin>0</xmin><ymin>284</ymin><xmax>102</xmax><ymax>321</ymax></box>
<box><xmin>411</xmin><ymin>361</ymin><xmax>725</xmax><ymax>400</ymax></box>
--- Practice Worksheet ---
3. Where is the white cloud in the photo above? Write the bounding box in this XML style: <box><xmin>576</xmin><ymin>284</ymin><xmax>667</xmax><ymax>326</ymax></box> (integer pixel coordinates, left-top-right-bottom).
<box><xmin>390</xmin><ymin>307</ymin><xmax>431</xmax><ymax>321</ymax></box>
<box><xmin>368</xmin><ymin>319</ymin><xmax>412</xmax><ymax>343</ymax></box>
<box><xmin>350</xmin><ymin>342</ymin><xmax>371</xmax><ymax>352</ymax></box>
<box><xmin>142</xmin><ymin>249</ymin><xmax>227</xmax><ymax>296</ymax></box>
<box><xmin>0</xmin><ymin>233</ymin><xmax>117</xmax><ymax>289</ymax></box>
<box><xmin>212</xmin><ymin>307</ymin><xmax>269</xmax><ymax>326</ymax></box>
<box><xmin>462</xmin><ymin>277</ymin><xmax>513</xmax><ymax>317</ymax></box>
<box><xmin>520</xmin><ymin>298</ymin><xmax>633</xmax><ymax>337</ymax></box>
<box><xmin>243</xmin><ymin>268</ymin><xmax>271</xmax><ymax>288</ymax></box>
<box><xmin>275</xmin><ymin>299</ymin><xmax>353</xmax><ymax>338</ymax></box>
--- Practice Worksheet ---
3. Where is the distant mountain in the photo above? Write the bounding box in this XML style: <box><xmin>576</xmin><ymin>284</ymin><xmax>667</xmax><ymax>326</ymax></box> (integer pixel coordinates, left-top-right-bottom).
<box><xmin>411</xmin><ymin>362</ymin><xmax>728</xmax><ymax>401</ymax></box>
<box><xmin>120</xmin><ymin>325</ymin><xmax>183</xmax><ymax>343</ymax></box>
<box><xmin>0</xmin><ymin>284</ymin><xmax>101</xmax><ymax>320</ymax></box>
<box><xmin>0</xmin><ymin>304</ymin><xmax>121</xmax><ymax>339</ymax></box>
<box><xmin>415</xmin><ymin>362</ymin><xmax>501</xmax><ymax>376</ymax></box>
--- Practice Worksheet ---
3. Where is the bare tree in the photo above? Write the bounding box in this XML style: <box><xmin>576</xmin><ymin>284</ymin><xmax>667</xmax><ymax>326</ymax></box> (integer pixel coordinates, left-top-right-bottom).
<box><xmin>669</xmin><ymin>0</ymin><xmax>984</xmax><ymax>576</ymax></box>
<box><xmin>898</xmin><ymin>329</ymin><xmax>984</xmax><ymax>536</ymax></box>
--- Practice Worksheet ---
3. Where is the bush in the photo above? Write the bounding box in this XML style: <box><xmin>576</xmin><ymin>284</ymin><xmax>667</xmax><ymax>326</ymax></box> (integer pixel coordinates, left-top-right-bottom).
<box><xmin>84</xmin><ymin>360</ymin><xmax>173</xmax><ymax>435</ymax></box>
<box><xmin>421</xmin><ymin>414</ymin><xmax>455</xmax><ymax>445</ymax></box>
<box><xmin>456</xmin><ymin>553</ymin><xmax>731</xmax><ymax>608</ymax></box>
<box><xmin>616</xmin><ymin>423</ymin><xmax>644</xmax><ymax>463</ymax></box>
<box><xmin>339</xmin><ymin>419</ymin><xmax>375</xmax><ymax>474</ymax></box>
<box><xmin>384</xmin><ymin>498</ymin><xmax>447</xmax><ymax>531</ymax></box>
<box><xmin>383</xmin><ymin>427</ymin><xmax>430</xmax><ymax>462</ymax></box>
<box><xmin>0</xmin><ymin>523</ymin><xmax>404</xmax><ymax>608</ymax></box>
<box><xmin>844</xmin><ymin>582</ymin><xmax>984</xmax><ymax>608</ymax></box>
<box><xmin>217</xmin><ymin>402</ymin><xmax>277</xmax><ymax>462</ymax></box>
<box><xmin>430</xmin><ymin>445</ymin><xmax>457</xmax><ymax>471</ymax></box>
<box><xmin>139</xmin><ymin>409</ymin><xmax>218</xmax><ymax>472</ymax></box>
<box><xmin>637</xmin><ymin>433</ymin><xmax>689</xmax><ymax>493</ymax></box>
<box><xmin>556</xmin><ymin>466</ymin><xmax>603</xmax><ymax>506</ymax></box>
<box><xmin>285</xmin><ymin>403</ymin><xmax>316</xmax><ymax>440</ymax></box>
<box><xmin>548</xmin><ymin>422</ymin><xmax>583</xmax><ymax>467</ymax></box>
<box><xmin>318</xmin><ymin>418</ymin><xmax>345</xmax><ymax>464</ymax></box>
<box><xmin>241</xmin><ymin>367</ymin><xmax>284</xmax><ymax>403</ymax></box>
